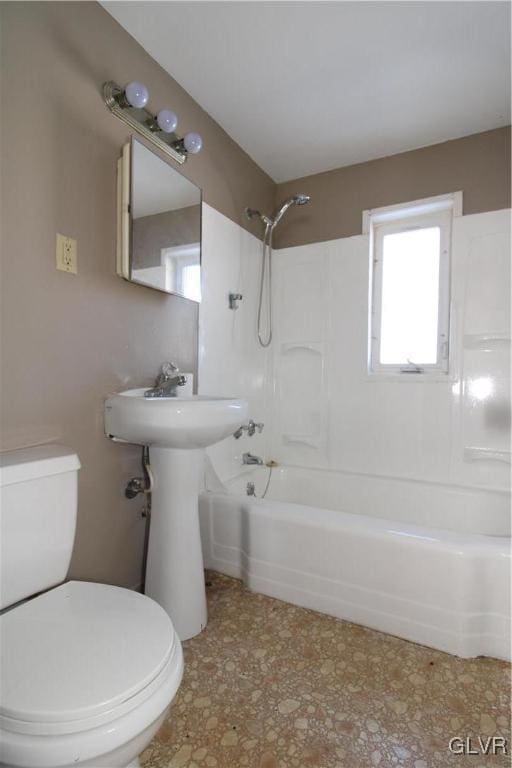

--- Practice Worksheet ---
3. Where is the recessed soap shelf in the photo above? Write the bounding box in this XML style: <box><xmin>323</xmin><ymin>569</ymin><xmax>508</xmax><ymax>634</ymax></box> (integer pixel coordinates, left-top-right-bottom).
<box><xmin>463</xmin><ymin>333</ymin><xmax>511</xmax><ymax>351</ymax></box>
<box><xmin>281</xmin><ymin>342</ymin><xmax>324</xmax><ymax>356</ymax></box>
<box><xmin>282</xmin><ymin>434</ymin><xmax>322</xmax><ymax>448</ymax></box>
<box><xmin>464</xmin><ymin>447</ymin><xmax>511</xmax><ymax>464</ymax></box>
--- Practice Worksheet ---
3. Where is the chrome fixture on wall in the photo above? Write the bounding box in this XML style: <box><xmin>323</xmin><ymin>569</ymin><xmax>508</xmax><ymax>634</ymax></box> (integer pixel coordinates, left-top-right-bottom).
<box><xmin>103</xmin><ymin>80</ymin><xmax>203</xmax><ymax>165</ymax></box>
<box><xmin>233</xmin><ymin>419</ymin><xmax>264</xmax><ymax>439</ymax></box>
<box><xmin>242</xmin><ymin>452</ymin><xmax>263</xmax><ymax>465</ymax></box>
<box><xmin>229</xmin><ymin>292</ymin><xmax>243</xmax><ymax>310</ymax></box>
<box><xmin>245</xmin><ymin>194</ymin><xmax>311</xmax><ymax>347</ymax></box>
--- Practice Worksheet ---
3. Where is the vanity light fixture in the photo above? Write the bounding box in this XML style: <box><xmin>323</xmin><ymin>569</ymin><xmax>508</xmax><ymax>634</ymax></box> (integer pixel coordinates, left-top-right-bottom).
<box><xmin>103</xmin><ymin>80</ymin><xmax>203</xmax><ymax>165</ymax></box>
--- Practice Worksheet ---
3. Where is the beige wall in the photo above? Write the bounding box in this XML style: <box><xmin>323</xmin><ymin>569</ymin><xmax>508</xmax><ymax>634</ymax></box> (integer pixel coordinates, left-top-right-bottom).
<box><xmin>0</xmin><ymin>1</ymin><xmax>273</xmax><ymax>588</ymax></box>
<box><xmin>274</xmin><ymin>127</ymin><xmax>511</xmax><ymax>248</ymax></box>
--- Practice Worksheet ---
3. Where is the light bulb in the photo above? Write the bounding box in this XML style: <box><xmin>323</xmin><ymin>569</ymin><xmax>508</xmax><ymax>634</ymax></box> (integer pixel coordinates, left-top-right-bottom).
<box><xmin>183</xmin><ymin>132</ymin><xmax>203</xmax><ymax>154</ymax></box>
<box><xmin>124</xmin><ymin>81</ymin><xmax>149</xmax><ymax>109</ymax></box>
<box><xmin>157</xmin><ymin>109</ymin><xmax>178</xmax><ymax>133</ymax></box>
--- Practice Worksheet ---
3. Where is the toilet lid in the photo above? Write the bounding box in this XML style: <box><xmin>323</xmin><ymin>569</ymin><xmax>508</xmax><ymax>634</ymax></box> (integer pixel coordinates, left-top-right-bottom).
<box><xmin>0</xmin><ymin>581</ymin><xmax>178</xmax><ymax>729</ymax></box>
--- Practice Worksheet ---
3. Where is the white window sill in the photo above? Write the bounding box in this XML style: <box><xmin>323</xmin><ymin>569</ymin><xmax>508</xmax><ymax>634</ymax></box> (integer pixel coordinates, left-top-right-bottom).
<box><xmin>365</xmin><ymin>372</ymin><xmax>455</xmax><ymax>384</ymax></box>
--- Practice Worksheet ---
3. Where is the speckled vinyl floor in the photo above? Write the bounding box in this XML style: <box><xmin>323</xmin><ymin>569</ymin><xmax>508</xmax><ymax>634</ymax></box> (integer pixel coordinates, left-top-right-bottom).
<box><xmin>141</xmin><ymin>572</ymin><xmax>511</xmax><ymax>768</ymax></box>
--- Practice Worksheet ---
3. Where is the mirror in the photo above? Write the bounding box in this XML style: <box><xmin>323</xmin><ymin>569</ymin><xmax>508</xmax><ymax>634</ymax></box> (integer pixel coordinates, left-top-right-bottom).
<box><xmin>117</xmin><ymin>138</ymin><xmax>201</xmax><ymax>301</ymax></box>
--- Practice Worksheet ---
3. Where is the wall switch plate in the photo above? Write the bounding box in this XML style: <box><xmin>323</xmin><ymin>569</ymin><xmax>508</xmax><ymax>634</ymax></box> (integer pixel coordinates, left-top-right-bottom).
<box><xmin>56</xmin><ymin>234</ymin><xmax>78</xmax><ymax>273</ymax></box>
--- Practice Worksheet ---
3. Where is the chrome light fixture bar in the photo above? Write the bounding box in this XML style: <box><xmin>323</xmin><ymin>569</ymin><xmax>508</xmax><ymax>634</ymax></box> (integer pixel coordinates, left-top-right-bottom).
<box><xmin>103</xmin><ymin>81</ymin><xmax>203</xmax><ymax>165</ymax></box>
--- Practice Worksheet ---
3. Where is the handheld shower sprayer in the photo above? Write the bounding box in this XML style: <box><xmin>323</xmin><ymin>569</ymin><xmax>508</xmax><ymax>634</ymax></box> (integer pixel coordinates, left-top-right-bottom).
<box><xmin>272</xmin><ymin>194</ymin><xmax>310</xmax><ymax>228</ymax></box>
<box><xmin>245</xmin><ymin>194</ymin><xmax>311</xmax><ymax>347</ymax></box>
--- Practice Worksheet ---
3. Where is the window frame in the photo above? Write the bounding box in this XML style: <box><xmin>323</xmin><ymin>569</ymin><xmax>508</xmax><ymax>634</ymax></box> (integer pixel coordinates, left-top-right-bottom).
<box><xmin>366</xmin><ymin>193</ymin><xmax>459</xmax><ymax>379</ymax></box>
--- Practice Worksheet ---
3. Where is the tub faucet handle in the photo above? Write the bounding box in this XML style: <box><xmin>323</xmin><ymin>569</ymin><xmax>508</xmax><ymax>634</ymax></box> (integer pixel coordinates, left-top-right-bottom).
<box><xmin>247</xmin><ymin>419</ymin><xmax>264</xmax><ymax>436</ymax></box>
<box><xmin>233</xmin><ymin>420</ymin><xmax>264</xmax><ymax>439</ymax></box>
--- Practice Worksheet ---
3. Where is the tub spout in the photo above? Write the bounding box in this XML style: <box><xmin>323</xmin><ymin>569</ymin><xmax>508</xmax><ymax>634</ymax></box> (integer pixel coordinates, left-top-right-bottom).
<box><xmin>242</xmin><ymin>452</ymin><xmax>263</xmax><ymax>465</ymax></box>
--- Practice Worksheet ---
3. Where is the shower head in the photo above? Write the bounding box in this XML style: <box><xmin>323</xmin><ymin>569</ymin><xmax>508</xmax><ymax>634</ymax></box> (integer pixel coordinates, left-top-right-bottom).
<box><xmin>244</xmin><ymin>193</ymin><xmax>310</xmax><ymax>232</ymax></box>
<box><xmin>271</xmin><ymin>193</ymin><xmax>310</xmax><ymax>228</ymax></box>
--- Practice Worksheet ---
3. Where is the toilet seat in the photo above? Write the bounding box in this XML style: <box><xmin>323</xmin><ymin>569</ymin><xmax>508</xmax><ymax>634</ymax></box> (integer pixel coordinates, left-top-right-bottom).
<box><xmin>0</xmin><ymin>581</ymin><xmax>181</xmax><ymax>737</ymax></box>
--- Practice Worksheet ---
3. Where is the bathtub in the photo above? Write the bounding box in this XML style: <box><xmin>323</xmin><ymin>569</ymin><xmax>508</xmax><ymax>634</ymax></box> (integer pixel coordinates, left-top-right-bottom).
<box><xmin>199</xmin><ymin>464</ymin><xmax>511</xmax><ymax>660</ymax></box>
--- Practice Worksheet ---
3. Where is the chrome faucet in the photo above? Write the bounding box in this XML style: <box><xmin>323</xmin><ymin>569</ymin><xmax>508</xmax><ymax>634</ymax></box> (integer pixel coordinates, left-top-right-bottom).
<box><xmin>242</xmin><ymin>452</ymin><xmax>263</xmax><ymax>465</ymax></box>
<box><xmin>233</xmin><ymin>420</ymin><xmax>265</xmax><ymax>439</ymax></box>
<box><xmin>144</xmin><ymin>362</ymin><xmax>187</xmax><ymax>398</ymax></box>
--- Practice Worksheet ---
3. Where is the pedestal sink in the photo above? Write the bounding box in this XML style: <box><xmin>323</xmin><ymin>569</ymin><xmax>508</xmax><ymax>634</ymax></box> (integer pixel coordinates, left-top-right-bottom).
<box><xmin>105</xmin><ymin>389</ymin><xmax>248</xmax><ymax>639</ymax></box>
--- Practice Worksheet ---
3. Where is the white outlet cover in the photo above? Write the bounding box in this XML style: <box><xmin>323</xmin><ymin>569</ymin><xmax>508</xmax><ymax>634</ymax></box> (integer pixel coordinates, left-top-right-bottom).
<box><xmin>56</xmin><ymin>233</ymin><xmax>77</xmax><ymax>274</ymax></box>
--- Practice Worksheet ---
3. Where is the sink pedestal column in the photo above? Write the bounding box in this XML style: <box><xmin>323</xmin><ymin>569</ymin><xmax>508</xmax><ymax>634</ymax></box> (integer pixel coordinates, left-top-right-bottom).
<box><xmin>145</xmin><ymin>446</ymin><xmax>207</xmax><ymax>640</ymax></box>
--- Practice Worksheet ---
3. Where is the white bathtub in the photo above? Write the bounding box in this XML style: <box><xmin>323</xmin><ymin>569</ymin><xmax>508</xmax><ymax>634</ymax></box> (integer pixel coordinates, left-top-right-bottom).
<box><xmin>199</xmin><ymin>465</ymin><xmax>511</xmax><ymax>660</ymax></box>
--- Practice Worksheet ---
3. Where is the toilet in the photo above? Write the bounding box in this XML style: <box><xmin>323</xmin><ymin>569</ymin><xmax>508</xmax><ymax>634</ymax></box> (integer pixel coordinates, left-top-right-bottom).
<box><xmin>0</xmin><ymin>445</ymin><xmax>184</xmax><ymax>768</ymax></box>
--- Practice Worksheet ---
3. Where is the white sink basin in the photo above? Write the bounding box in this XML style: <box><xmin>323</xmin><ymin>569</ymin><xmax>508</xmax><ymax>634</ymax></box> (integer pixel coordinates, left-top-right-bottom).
<box><xmin>105</xmin><ymin>388</ymin><xmax>249</xmax><ymax>449</ymax></box>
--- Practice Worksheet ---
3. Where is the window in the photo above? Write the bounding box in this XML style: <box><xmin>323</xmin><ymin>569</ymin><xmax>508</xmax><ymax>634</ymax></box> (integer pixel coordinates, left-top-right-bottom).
<box><xmin>161</xmin><ymin>243</ymin><xmax>201</xmax><ymax>301</ymax></box>
<box><xmin>181</xmin><ymin>263</ymin><xmax>201</xmax><ymax>303</ymax></box>
<box><xmin>366</xmin><ymin>194</ymin><xmax>459</xmax><ymax>377</ymax></box>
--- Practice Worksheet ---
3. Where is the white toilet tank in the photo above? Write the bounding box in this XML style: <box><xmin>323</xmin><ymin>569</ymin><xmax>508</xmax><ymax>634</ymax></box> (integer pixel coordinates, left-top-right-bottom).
<box><xmin>0</xmin><ymin>444</ymin><xmax>81</xmax><ymax>610</ymax></box>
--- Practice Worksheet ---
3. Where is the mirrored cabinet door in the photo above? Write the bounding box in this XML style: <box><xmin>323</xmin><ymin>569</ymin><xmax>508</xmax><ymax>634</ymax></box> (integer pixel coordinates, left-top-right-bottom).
<box><xmin>117</xmin><ymin>138</ymin><xmax>202</xmax><ymax>301</ymax></box>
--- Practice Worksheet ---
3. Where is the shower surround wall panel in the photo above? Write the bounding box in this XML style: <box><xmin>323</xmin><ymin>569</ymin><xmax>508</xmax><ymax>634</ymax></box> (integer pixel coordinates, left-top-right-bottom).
<box><xmin>452</xmin><ymin>210</ymin><xmax>511</xmax><ymax>483</ymax></box>
<box><xmin>197</xmin><ymin>208</ymin><xmax>511</xmax><ymax>493</ymax></box>
<box><xmin>198</xmin><ymin>204</ymin><xmax>271</xmax><ymax>480</ymax></box>
<box><xmin>267</xmin><ymin>208</ymin><xmax>511</xmax><ymax>493</ymax></box>
<box><xmin>270</xmin><ymin>242</ymin><xmax>330</xmax><ymax>461</ymax></box>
